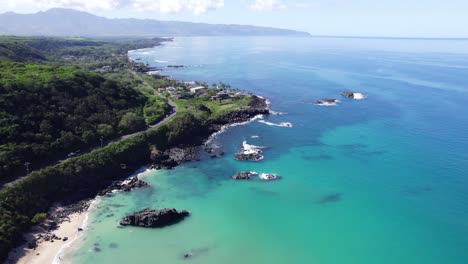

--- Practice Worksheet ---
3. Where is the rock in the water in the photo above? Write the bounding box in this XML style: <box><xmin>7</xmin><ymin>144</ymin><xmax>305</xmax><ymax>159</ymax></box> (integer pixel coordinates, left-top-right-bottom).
<box><xmin>341</xmin><ymin>91</ymin><xmax>366</xmax><ymax>100</ymax></box>
<box><xmin>99</xmin><ymin>177</ymin><xmax>149</xmax><ymax>196</ymax></box>
<box><xmin>259</xmin><ymin>173</ymin><xmax>281</xmax><ymax>181</ymax></box>
<box><xmin>313</xmin><ymin>98</ymin><xmax>339</xmax><ymax>106</ymax></box>
<box><xmin>232</xmin><ymin>172</ymin><xmax>258</xmax><ymax>180</ymax></box>
<box><xmin>120</xmin><ymin>208</ymin><xmax>190</xmax><ymax>228</ymax></box>
<box><xmin>341</xmin><ymin>92</ymin><xmax>355</xmax><ymax>99</ymax></box>
<box><xmin>234</xmin><ymin>141</ymin><xmax>265</xmax><ymax>161</ymax></box>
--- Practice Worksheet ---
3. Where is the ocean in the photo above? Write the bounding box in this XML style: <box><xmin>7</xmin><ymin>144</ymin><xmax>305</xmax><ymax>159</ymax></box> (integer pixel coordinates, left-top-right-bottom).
<box><xmin>63</xmin><ymin>36</ymin><xmax>468</xmax><ymax>264</ymax></box>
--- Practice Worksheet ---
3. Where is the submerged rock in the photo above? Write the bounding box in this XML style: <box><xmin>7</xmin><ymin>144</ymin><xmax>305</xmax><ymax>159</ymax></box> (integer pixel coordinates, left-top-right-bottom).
<box><xmin>232</xmin><ymin>172</ymin><xmax>258</xmax><ymax>180</ymax></box>
<box><xmin>120</xmin><ymin>208</ymin><xmax>190</xmax><ymax>228</ymax></box>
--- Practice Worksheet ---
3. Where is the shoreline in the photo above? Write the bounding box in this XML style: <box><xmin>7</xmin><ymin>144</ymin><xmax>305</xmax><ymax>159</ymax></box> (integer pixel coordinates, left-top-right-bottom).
<box><xmin>7</xmin><ymin>210</ymin><xmax>88</xmax><ymax>264</ymax></box>
<box><xmin>5</xmin><ymin>110</ymin><xmax>268</xmax><ymax>264</ymax></box>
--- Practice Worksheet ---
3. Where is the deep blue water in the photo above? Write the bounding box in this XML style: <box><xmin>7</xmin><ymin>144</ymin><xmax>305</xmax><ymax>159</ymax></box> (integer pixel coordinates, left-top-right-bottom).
<box><xmin>66</xmin><ymin>37</ymin><xmax>468</xmax><ymax>264</ymax></box>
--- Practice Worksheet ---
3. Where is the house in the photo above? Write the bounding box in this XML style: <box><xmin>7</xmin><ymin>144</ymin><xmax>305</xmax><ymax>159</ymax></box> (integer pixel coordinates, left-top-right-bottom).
<box><xmin>211</xmin><ymin>92</ymin><xmax>231</xmax><ymax>100</ymax></box>
<box><xmin>190</xmin><ymin>86</ymin><xmax>207</xmax><ymax>93</ymax></box>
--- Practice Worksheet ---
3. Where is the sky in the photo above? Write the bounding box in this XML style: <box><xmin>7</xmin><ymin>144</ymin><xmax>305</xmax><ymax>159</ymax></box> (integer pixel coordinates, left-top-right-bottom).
<box><xmin>1</xmin><ymin>0</ymin><xmax>468</xmax><ymax>38</ymax></box>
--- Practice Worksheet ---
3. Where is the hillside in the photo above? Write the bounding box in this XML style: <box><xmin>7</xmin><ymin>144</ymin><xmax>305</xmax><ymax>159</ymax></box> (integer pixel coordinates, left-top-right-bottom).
<box><xmin>0</xmin><ymin>36</ymin><xmax>166</xmax><ymax>69</ymax></box>
<box><xmin>0</xmin><ymin>62</ymin><xmax>157</xmax><ymax>180</ymax></box>
<box><xmin>0</xmin><ymin>8</ymin><xmax>310</xmax><ymax>37</ymax></box>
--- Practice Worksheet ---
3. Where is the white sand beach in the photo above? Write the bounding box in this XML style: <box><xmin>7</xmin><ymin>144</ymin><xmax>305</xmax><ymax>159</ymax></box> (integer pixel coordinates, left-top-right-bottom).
<box><xmin>7</xmin><ymin>211</ymin><xmax>87</xmax><ymax>264</ymax></box>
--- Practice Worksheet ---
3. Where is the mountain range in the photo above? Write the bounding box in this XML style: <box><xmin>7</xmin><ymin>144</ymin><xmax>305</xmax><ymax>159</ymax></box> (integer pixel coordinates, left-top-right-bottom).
<box><xmin>0</xmin><ymin>8</ymin><xmax>310</xmax><ymax>37</ymax></box>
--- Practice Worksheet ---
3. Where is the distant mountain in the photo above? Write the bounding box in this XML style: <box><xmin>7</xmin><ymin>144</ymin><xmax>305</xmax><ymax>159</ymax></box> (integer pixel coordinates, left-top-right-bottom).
<box><xmin>0</xmin><ymin>8</ymin><xmax>310</xmax><ymax>37</ymax></box>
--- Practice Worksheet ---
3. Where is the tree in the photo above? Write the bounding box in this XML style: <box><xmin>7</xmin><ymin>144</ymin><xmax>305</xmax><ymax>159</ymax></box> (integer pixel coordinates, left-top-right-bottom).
<box><xmin>118</xmin><ymin>112</ymin><xmax>146</xmax><ymax>133</ymax></box>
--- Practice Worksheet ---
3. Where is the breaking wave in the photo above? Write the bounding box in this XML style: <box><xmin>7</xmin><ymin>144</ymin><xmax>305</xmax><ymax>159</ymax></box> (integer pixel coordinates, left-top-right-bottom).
<box><xmin>258</xmin><ymin>120</ymin><xmax>293</xmax><ymax>128</ymax></box>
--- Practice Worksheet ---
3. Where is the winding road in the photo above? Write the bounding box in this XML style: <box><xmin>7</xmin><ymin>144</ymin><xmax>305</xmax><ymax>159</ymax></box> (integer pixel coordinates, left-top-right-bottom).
<box><xmin>2</xmin><ymin>76</ymin><xmax>178</xmax><ymax>188</ymax></box>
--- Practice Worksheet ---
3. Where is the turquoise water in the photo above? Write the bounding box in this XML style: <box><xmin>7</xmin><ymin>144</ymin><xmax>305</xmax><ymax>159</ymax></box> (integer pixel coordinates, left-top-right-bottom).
<box><xmin>66</xmin><ymin>37</ymin><xmax>468</xmax><ymax>264</ymax></box>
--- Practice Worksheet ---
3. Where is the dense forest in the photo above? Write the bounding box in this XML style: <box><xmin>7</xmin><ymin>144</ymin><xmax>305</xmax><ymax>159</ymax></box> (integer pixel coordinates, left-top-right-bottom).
<box><xmin>0</xmin><ymin>36</ymin><xmax>173</xmax><ymax>182</ymax></box>
<box><xmin>0</xmin><ymin>36</ymin><xmax>168</xmax><ymax>69</ymax></box>
<box><xmin>0</xmin><ymin>61</ymin><xmax>154</xmax><ymax>181</ymax></box>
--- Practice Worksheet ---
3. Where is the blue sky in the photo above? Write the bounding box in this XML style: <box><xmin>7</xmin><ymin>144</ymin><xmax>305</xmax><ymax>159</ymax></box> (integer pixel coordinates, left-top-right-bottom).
<box><xmin>2</xmin><ymin>0</ymin><xmax>468</xmax><ymax>38</ymax></box>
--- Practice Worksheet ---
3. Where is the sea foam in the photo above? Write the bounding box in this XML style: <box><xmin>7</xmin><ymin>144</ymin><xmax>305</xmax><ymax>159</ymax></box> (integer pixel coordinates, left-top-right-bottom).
<box><xmin>352</xmin><ymin>93</ymin><xmax>367</xmax><ymax>100</ymax></box>
<box><xmin>258</xmin><ymin>120</ymin><xmax>293</xmax><ymax>128</ymax></box>
<box><xmin>205</xmin><ymin>114</ymin><xmax>264</xmax><ymax>146</ymax></box>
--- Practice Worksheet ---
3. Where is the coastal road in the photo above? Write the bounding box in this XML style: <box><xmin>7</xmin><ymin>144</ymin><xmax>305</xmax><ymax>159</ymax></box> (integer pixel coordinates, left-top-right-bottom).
<box><xmin>2</xmin><ymin>82</ymin><xmax>178</xmax><ymax>188</ymax></box>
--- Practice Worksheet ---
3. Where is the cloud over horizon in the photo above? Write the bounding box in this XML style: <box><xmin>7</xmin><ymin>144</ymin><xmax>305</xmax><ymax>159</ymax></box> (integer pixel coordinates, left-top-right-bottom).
<box><xmin>249</xmin><ymin>0</ymin><xmax>319</xmax><ymax>11</ymax></box>
<box><xmin>2</xmin><ymin>0</ymin><xmax>225</xmax><ymax>15</ymax></box>
<box><xmin>249</xmin><ymin>0</ymin><xmax>286</xmax><ymax>11</ymax></box>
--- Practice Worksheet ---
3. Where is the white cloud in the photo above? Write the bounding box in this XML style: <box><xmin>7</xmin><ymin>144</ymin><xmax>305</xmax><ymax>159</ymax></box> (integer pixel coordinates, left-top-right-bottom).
<box><xmin>249</xmin><ymin>0</ymin><xmax>319</xmax><ymax>11</ymax></box>
<box><xmin>3</xmin><ymin>0</ymin><xmax>121</xmax><ymax>11</ymax></box>
<box><xmin>132</xmin><ymin>0</ymin><xmax>224</xmax><ymax>14</ymax></box>
<box><xmin>2</xmin><ymin>0</ymin><xmax>224</xmax><ymax>14</ymax></box>
<box><xmin>250</xmin><ymin>0</ymin><xmax>286</xmax><ymax>11</ymax></box>
<box><xmin>292</xmin><ymin>2</ymin><xmax>320</xmax><ymax>9</ymax></box>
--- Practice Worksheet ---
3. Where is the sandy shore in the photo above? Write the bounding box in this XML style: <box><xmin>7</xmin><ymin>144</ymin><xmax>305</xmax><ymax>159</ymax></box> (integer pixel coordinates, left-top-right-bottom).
<box><xmin>6</xmin><ymin>211</ymin><xmax>88</xmax><ymax>264</ymax></box>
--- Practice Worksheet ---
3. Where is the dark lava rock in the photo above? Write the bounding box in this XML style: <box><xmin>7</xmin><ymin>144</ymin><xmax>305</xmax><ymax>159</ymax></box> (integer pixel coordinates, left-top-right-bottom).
<box><xmin>232</xmin><ymin>172</ymin><xmax>257</xmax><ymax>180</ymax></box>
<box><xmin>248</xmin><ymin>95</ymin><xmax>269</xmax><ymax>109</ymax></box>
<box><xmin>62</xmin><ymin>237</ymin><xmax>68</xmax><ymax>242</ymax></box>
<box><xmin>120</xmin><ymin>208</ymin><xmax>190</xmax><ymax>228</ymax></box>
<box><xmin>150</xmin><ymin>147</ymin><xmax>200</xmax><ymax>170</ymax></box>
<box><xmin>99</xmin><ymin>177</ymin><xmax>149</xmax><ymax>196</ymax></box>
<box><xmin>341</xmin><ymin>92</ymin><xmax>355</xmax><ymax>99</ymax></box>
<box><xmin>204</xmin><ymin>147</ymin><xmax>214</xmax><ymax>153</ymax></box>
<box><xmin>78</xmin><ymin>228</ymin><xmax>83</xmax><ymax>232</ymax></box>
<box><xmin>209</xmin><ymin>109</ymin><xmax>269</xmax><ymax>126</ymax></box>
<box><xmin>313</xmin><ymin>98</ymin><xmax>339</xmax><ymax>105</ymax></box>
<box><xmin>27</xmin><ymin>241</ymin><xmax>37</xmax><ymax>249</ymax></box>
<box><xmin>234</xmin><ymin>153</ymin><xmax>264</xmax><ymax>161</ymax></box>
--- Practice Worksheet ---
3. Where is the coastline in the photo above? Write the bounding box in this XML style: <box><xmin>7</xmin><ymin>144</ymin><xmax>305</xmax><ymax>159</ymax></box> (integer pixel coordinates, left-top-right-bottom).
<box><xmin>2</xmin><ymin>36</ymin><xmax>271</xmax><ymax>262</ymax></box>
<box><xmin>7</xmin><ymin>210</ymin><xmax>88</xmax><ymax>264</ymax></box>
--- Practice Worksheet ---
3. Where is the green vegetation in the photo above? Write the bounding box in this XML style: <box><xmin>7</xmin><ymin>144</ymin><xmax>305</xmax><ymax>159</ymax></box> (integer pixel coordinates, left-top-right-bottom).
<box><xmin>31</xmin><ymin>213</ymin><xmax>47</xmax><ymax>224</ymax></box>
<box><xmin>0</xmin><ymin>61</ymin><xmax>158</xmax><ymax>180</ymax></box>
<box><xmin>0</xmin><ymin>36</ymin><xmax>167</xmax><ymax>70</ymax></box>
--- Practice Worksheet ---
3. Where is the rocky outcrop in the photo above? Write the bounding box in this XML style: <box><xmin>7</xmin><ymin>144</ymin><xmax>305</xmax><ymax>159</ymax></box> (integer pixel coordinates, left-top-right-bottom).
<box><xmin>341</xmin><ymin>92</ymin><xmax>355</xmax><ymax>99</ymax></box>
<box><xmin>98</xmin><ymin>177</ymin><xmax>148</xmax><ymax>196</ymax></box>
<box><xmin>313</xmin><ymin>98</ymin><xmax>339</xmax><ymax>106</ymax></box>
<box><xmin>234</xmin><ymin>141</ymin><xmax>265</xmax><ymax>161</ymax></box>
<box><xmin>120</xmin><ymin>208</ymin><xmax>190</xmax><ymax>228</ymax></box>
<box><xmin>232</xmin><ymin>172</ymin><xmax>258</xmax><ymax>180</ymax></box>
<box><xmin>248</xmin><ymin>95</ymin><xmax>269</xmax><ymax>109</ymax></box>
<box><xmin>234</xmin><ymin>152</ymin><xmax>264</xmax><ymax>161</ymax></box>
<box><xmin>341</xmin><ymin>91</ymin><xmax>366</xmax><ymax>100</ymax></box>
<box><xmin>209</xmin><ymin>109</ymin><xmax>269</xmax><ymax>126</ymax></box>
<box><xmin>150</xmin><ymin>147</ymin><xmax>200</xmax><ymax>169</ymax></box>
